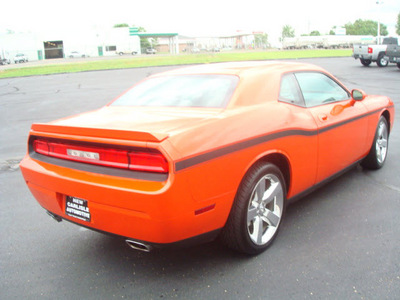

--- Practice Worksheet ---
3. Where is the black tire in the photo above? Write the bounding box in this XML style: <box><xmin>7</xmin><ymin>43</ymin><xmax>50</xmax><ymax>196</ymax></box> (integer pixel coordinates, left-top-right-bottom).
<box><xmin>360</xmin><ymin>59</ymin><xmax>372</xmax><ymax>66</ymax></box>
<box><xmin>376</xmin><ymin>53</ymin><xmax>388</xmax><ymax>67</ymax></box>
<box><xmin>397</xmin><ymin>62</ymin><xmax>400</xmax><ymax>69</ymax></box>
<box><xmin>361</xmin><ymin>116</ymin><xmax>389</xmax><ymax>170</ymax></box>
<box><xmin>220</xmin><ymin>162</ymin><xmax>286</xmax><ymax>255</ymax></box>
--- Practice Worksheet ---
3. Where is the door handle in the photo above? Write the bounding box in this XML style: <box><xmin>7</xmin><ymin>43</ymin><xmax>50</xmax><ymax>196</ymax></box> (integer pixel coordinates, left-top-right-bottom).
<box><xmin>318</xmin><ymin>114</ymin><xmax>328</xmax><ymax>121</ymax></box>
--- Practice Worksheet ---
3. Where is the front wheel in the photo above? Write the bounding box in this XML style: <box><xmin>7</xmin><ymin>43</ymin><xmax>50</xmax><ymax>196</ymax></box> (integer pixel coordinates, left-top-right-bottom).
<box><xmin>220</xmin><ymin>162</ymin><xmax>286</xmax><ymax>255</ymax></box>
<box><xmin>361</xmin><ymin>116</ymin><xmax>389</xmax><ymax>169</ymax></box>
<box><xmin>376</xmin><ymin>53</ymin><xmax>388</xmax><ymax>67</ymax></box>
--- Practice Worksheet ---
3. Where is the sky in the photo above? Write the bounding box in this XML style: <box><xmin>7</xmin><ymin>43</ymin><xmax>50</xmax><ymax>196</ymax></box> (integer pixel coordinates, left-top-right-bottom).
<box><xmin>1</xmin><ymin>0</ymin><xmax>399</xmax><ymax>42</ymax></box>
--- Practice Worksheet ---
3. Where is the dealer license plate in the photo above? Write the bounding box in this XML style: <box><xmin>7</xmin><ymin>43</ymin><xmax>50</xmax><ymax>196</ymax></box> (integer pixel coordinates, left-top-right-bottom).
<box><xmin>66</xmin><ymin>196</ymin><xmax>91</xmax><ymax>222</ymax></box>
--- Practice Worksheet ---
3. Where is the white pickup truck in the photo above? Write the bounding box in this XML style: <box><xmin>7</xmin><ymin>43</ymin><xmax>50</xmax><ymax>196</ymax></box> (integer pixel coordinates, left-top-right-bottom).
<box><xmin>353</xmin><ymin>37</ymin><xmax>399</xmax><ymax>67</ymax></box>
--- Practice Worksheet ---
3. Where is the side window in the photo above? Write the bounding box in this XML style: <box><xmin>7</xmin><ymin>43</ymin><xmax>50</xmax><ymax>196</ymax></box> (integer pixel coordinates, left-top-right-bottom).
<box><xmin>294</xmin><ymin>72</ymin><xmax>350</xmax><ymax>107</ymax></box>
<box><xmin>279</xmin><ymin>74</ymin><xmax>304</xmax><ymax>106</ymax></box>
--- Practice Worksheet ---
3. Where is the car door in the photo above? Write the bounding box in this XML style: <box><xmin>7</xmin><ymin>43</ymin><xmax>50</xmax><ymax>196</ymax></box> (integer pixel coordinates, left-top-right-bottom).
<box><xmin>294</xmin><ymin>72</ymin><xmax>368</xmax><ymax>183</ymax></box>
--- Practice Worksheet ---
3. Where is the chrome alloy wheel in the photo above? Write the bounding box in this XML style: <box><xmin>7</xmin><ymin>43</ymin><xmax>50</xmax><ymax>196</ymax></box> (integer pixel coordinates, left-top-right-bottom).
<box><xmin>247</xmin><ymin>174</ymin><xmax>284</xmax><ymax>246</ymax></box>
<box><xmin>376</xmin><ymin>120</ymin><xmax>388</xmax><ymax>164</ymax></box>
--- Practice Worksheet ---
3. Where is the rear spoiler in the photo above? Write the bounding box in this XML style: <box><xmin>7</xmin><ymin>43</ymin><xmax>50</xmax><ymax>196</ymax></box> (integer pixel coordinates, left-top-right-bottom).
<box><xmin>31</xmin><ymin>123</ymin><xmax>169</xmax><ymax>143</ymax></box>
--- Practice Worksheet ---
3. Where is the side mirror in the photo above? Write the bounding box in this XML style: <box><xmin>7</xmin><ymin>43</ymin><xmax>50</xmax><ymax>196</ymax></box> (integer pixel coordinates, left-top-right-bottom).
<box><xmin>351</xmin><ymin>89</ymin><xmax>367</xmax><ymax>101</ymax></box>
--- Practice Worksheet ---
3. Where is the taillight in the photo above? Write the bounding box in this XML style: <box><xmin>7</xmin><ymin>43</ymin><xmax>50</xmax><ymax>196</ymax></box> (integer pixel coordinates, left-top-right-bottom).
<box><xmin>368</xmin><ymin>47</ymin><xmax>373</xmax><ymax>54</ymax></box>
<box><xmin>128</xmin><ymin>152</ymin><xmax>169</xmax><ymax>173</ymax></box>
<box><xmin>32</xmin><ymin>138</ymin><xmax>168</xmax><ymax>173</ymax></box>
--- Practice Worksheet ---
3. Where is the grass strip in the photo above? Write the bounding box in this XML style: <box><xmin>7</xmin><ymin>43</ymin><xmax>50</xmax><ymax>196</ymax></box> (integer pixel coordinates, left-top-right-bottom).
<box><xmin>0</xmin><ymin>49</ymin><xmax>352</xmax><ymax>78</ymax></box>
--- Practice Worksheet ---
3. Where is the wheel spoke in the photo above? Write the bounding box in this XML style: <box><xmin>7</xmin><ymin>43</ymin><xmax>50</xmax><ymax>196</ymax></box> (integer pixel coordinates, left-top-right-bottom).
<box><xmin>262</xmin><ymin>209</ymin><xmax>280</xmax><ymax>227</ymax></box>
<box><xmin>255</xmin><ymin>179</ymin><xmax>266</xmax><ymax>203</ymax></box>
<box><xmin>247</xmin><ymin>207</ymin><xmax>258</xmax><ymax>221</ymax></box>
<box><xmin>377</xmin><ymin>138</ymin><xmax>388</xmax><ymax>148</ymax></box>
<box><xmin>262</xmin><ymin>181</ymin><xmax>282</xmax><ymax>205</ymax></box>
<box><xmin>378</xmin><ymin>124</ymin><xmax>386</xmax><ymax>137</ymax></box>
<box><xmin>252</xmin><ymin>217</ymin><xmax>264</xmax><ymax>244</ymax></box>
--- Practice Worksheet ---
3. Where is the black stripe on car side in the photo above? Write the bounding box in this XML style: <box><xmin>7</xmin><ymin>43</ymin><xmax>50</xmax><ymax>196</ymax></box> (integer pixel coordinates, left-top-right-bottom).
<box><xmin>175</xmin><ymin>107</ymin><xmax>388</xmax><ymax>171</ymax></box>
<box><xmin>319</xmin><ymin>108</ymin><xmax>379</xmax><ymax>134</ymax></box>
<box><xmin>175</xmin><ymin>129</ymin><xmax>316</xmax><ymax>171</ymax></box>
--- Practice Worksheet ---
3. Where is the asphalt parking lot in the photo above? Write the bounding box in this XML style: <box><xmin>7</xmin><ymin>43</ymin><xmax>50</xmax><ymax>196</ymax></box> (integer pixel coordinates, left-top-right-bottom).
<box><xmin>1</xmin><ymin>58</ymin><xmax>399</xmax><ymax>299</ymax></box>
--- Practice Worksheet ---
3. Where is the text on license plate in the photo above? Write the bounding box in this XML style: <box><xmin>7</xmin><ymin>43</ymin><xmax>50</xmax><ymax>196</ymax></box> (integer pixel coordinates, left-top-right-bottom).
<box><xmin>66</xmin><ymin>196</ymin><xmax>91</xmax><ymax>222</ymax></box>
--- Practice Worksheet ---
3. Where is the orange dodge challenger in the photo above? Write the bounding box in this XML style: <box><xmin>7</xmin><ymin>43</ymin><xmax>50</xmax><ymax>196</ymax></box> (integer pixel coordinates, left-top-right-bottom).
<box><xmin>20</xmin><ymin>61</ymin><xmax>394</xmax><ymax>254</ymax></box>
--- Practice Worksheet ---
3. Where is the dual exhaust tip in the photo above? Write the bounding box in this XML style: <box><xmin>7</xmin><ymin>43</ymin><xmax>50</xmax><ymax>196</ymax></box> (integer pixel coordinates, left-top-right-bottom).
<box><xmin>46</xmin><ymin>211</ymin><xmax>152</xmax><ymax>252</ymax></box>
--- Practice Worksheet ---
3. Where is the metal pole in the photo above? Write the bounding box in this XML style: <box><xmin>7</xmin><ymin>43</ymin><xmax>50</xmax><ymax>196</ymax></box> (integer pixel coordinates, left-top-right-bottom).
<box><xmin>376</xmin><ymin>0</ymin><xmax>383</xmax><ymax>45</ymax></box>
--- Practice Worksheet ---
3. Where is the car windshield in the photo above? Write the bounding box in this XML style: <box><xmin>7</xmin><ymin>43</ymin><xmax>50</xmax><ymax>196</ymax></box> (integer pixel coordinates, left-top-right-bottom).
<box><xmin>111</xmin><ymin>75</ymin><xmax>239</xmax><ymax>108</ymax></box>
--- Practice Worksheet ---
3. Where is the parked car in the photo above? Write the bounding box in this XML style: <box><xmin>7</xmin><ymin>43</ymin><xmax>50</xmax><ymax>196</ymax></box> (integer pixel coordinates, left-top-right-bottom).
<box><xmin>145</xmin><ymin>48</ymin><xmax>157</xmax><ymax>54</ymax></box>
<box><xmin>352</xmin><ymin>37</ymin><xmax>399</xmax><ymax>67</ymax></box>
<box><xmin>14</xmin><ymin>53</ymin><xmax>28</xmax><ymax>63</ymax></box>
<box><xmin>384</xmin><ymin>43</ymin><xmax>400</xmax><ymax>69</ymax></box>
<box><xmin>20</xmin><ymin>61</ymin><xmax>394</xmax><ymax>255</ymax></box>
<box><xmin>117</xmin><ymin>50</ymin><xmax>138</xmax><ymax>56</ymax></box>
<box><xmin>0</xmin><ymin>55</ymin><xmax>11</xmax><ymax>65</ymax></box>
<box><xmin>68</xmin><ymin>51</ymin><xmax>88</xmax><ymax>58</ymax></box>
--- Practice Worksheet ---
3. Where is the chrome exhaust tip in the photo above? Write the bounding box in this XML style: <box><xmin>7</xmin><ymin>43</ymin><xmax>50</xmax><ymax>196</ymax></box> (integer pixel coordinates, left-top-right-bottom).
<box><xmin>46</xmin><ymin>211</ymin><xmax>62</xmax><ymax>222</ymax></box>
<box><xmin>125</xmin><ymin>239</ymin><xmax>152</xmax><ymax>252</ymax></box>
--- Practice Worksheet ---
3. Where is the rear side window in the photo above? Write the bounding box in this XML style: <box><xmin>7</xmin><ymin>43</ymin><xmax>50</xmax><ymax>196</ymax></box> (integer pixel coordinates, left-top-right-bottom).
<box><xmin>279</xmin><ymin>74</ymin><xmax>304</xmax><ymax>106</ymax></box>
<box><xmin>112</xmin><ymin>75</ymin><xmax>239</xmax><ymax>108</ymax></box>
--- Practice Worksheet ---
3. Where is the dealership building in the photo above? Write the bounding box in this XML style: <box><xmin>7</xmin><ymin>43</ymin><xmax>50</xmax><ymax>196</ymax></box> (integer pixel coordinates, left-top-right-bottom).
<box><xmin>1</xmin><ymin>27</ymin><xmax>258</xmax><ymax>62</ymax></box>
<box><xmin>0</xmin><ymin>27</ymin><xmax>145</xmax><ymax>61</ymax></box>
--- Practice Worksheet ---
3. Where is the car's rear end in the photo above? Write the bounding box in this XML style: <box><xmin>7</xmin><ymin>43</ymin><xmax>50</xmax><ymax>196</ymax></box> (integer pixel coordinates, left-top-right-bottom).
<box><xmin>353</xmin><ymin>44</ymin><xmax>373</xmax><ymax>60</ymax></box>
<box><xmin>19</xmin><ymin>107</ymin><xmax>229</xmax><ymax>250</ymax></box>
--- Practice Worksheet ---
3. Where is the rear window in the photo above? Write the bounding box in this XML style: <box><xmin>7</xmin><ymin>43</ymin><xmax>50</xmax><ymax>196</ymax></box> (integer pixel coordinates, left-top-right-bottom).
<box><xmin>111</xmin><ymin>75</ymin><xmax>239</xmax><ymax>108</ymax></box>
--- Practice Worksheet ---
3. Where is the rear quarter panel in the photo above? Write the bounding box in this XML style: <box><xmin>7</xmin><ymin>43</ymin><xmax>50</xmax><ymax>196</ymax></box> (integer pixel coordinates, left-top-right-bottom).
<box><xmin>170</xmin><ymin>102</ymin><xmax>319</xmax><ymax>225</ymax></box>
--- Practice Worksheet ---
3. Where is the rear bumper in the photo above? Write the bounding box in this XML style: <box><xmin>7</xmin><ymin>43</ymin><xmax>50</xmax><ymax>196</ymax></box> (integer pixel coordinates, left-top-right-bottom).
<box><xmin>20</xmin><ymin>154</ymin><xmax>228</xmax><ymax>245</ymax></box>
<box><xmin>353</xmin><ymin>54</ymin><xmax>373</xmax><ymax>60</ymax></box>
<box><xmin>47</xmin><ymin>210</ymin><xmax>221</xmax><ymax>250</ymax></box>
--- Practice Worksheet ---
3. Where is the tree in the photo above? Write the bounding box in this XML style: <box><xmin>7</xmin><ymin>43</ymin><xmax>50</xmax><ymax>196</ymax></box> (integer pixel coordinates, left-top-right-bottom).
<box><xmin>345</xmin><ymin>19</ymin><xmax>388</xmax><ymax>36</ymax></box>
<box><xmin>254</xmin><ymin>33</ymin><xmax>269</xmax><ymax>48</ymax></box>
<box><xmin>310</xmin><ymin>31</ymin><xmax>321</xmax><ymax>36</ymax></box>
<box><xmin>396</xmin><ymin>12</ymin><xmax>400</xmax><ymax>35</ymax></box>
<box><xmin>113</xmin><ymin>23</ymin><xmax>129</xmax><ymax>28</ymax></box>
<box><xmin>282</xmin><ymin>25</ymin><xmax>295</xmax><ymax>39</ymax></box>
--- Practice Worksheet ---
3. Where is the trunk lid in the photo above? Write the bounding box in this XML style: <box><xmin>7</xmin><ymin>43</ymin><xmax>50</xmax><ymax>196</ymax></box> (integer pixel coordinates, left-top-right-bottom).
<box><xmin>31</xmin><ymin>106</ymin><xmax>222</xmax><ymax>142</ymax></box>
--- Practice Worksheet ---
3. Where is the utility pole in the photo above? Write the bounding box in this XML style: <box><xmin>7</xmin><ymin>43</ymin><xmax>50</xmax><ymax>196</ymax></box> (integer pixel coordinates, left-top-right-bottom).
<box><xmin>376</xmin><ymin>0</ymin><xmax>383</xmax><ymax>45</ymax></box>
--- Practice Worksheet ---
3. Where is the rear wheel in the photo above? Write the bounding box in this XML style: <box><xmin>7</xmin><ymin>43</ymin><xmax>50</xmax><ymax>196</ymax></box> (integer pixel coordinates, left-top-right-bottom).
<box><xmin>361</xmin><ymin>116</ymin><xmax>389</xmax><ymax>169</ymax></box>
<box><xmin>220</xmin><ymin>162</ymin><xmax>286</xmax><ymax>255</ymax></box>
<box><xmin>376</xmin><ymin>53</ymin><xmax>388</xmax><ymax>67</ymax></box>
<box><xmin>397</xmin><ymin>62</ymin><xmax>400</xmax><ymax>69</ymax></box>
<box><xmin>360</xmin><ymin>59</ymin><xmax>372</xmax><ymax>66</ymax></box>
